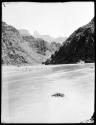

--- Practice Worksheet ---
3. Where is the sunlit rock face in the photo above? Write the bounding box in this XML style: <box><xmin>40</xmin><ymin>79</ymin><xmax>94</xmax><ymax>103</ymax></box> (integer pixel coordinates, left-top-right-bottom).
<box><xmin>44</xmin><ymin>18</ymin><xmax>94</xmax><ymax>64</ymax></box>
<box><xmin>2</xmin><ymin>22</ymin><xmax>61</xmax><ymax>66</ymax></box>
<box><xmin>2</xmin><ymin>22</ymin><xmax>28</xmax><ymax>65</ymax></box>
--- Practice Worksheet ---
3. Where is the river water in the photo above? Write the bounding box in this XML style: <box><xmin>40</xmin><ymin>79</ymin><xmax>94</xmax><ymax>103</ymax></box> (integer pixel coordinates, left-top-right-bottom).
<box><xmin>1</xmin><ymin>63</ymin><xmax>95</xmax><ymax>123</ymax></box>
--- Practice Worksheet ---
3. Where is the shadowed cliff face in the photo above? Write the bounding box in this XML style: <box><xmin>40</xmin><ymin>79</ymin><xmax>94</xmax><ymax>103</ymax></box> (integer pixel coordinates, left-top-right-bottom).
<box><xmin>2</xmin><ymin>22</ymin><xmax>61</xmax><ymax>65</ymax></box>
<box><xmin>44</xmin><ymin>18</ymin><xmax>94</xmax><ymax>64</ymax></box>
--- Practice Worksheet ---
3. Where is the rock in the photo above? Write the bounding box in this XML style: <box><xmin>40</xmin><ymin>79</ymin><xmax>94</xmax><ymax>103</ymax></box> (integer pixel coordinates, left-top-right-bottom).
<box><xmin>80</xmin><ymin>113</ymin><xmax>94</xmax><ymax>123</ymax></box>
<box><xmin>81</xmin><ymin>119</ymin><xmax>94</xmax><ymax>123</ymax></box>
<box><xmin>44</xmin><ymin>17</ymin><xmax>94</xmax><ymax>64</ymax></box>
<box><xmin>52</xmin><ymin>93</ymin><xmax>64</xmax><ymax>97</ymax></box>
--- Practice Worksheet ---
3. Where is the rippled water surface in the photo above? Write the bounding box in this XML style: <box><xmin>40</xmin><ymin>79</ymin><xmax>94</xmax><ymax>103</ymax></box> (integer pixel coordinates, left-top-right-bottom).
<box><xmin>1</xmin><ymin>63</ymin><xmax>95</xmax><ymax>123</ymax></box>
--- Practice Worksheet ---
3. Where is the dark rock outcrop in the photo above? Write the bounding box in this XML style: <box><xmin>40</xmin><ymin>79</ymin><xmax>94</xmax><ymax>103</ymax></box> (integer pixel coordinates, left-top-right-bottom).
<box><xmin>52</xmin><ymin>93</ymin><xmax>64</xmax><ymax>97</ymax></box>
<box><xmin>44</xmin><ymin>18</ymin><xmax>95</xmax><ymax>64</ymax></box>
<box><xmin>81</xmin><ymin>113</ymin><xmax>94</xmax><ymax>123</ymax></box>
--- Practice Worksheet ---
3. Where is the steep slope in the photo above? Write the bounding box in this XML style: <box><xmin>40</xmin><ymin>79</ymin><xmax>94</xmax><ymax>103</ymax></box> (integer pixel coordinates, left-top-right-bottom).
<box><xmin>44</xmin><ymin>18</ymin><xmax>94</xmax><ymax>64</ymax></box>
<box><xmin>22</xmin><ymin>36</ymin><xmax>48</xmax><ymax>55</ymax></box>
<box><xmin>49</xmin><ymin>42</ymin><xmax>61</xmax><ymax>54</ymax></box>
<box><xmin>54</xmin><ymin>37</ymin><xmax>67</xmax><ymax>43</ymax></box>
<box><xmin>22</xmin><ymin>36</ymin><xmax>61</xmax><ymax>56</ymax></box>
<box><xmin>2</xmin><ymin>22</ymin><xmax>28</xmax><ymax>65</ymax></box>
<box><xmin>2</xmin><ymin>22</ymin><xmax>61</xmax><ymax>65</ymax></box>
<box><xmin>2</xmin><ymin>22</ymin><xmax>48</xmax><ymax>65</ymax></box>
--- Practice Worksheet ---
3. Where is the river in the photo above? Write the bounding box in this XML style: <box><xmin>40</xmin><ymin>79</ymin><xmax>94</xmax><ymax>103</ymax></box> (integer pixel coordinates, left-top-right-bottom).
<box><xmin>1</xmin><ymin>63</ymin><xmax>95</xmax><ymax>123</ymax></box>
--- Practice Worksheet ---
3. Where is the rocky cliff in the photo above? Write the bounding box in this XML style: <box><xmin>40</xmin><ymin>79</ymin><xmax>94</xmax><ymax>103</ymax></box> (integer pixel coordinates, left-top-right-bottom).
<box><xmin>2</xmin><ymin>22</ymin><xmax>61</xmax><ymax>65</ymax></box>
<box><xmin>2</xmin><ymin>22</ymin><xmax>47</xmax><ymax>65</ymax></box>
<box><xmin>44</xmin><ymin>18</ymin><xmax>95</xmax><ymax>64</ymax></box>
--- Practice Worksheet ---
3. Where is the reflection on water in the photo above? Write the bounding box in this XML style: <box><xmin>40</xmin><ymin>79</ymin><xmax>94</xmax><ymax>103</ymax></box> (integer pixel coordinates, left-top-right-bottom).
<box><xmin>1</xmin><ymin>63</ymin><xmax>94</xmax><ymax>123</ymax></box>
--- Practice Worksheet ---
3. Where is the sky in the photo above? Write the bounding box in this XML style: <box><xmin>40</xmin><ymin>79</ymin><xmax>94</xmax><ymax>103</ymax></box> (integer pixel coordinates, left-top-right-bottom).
<box><xmin>2</xmin><ymin>2</ymin><xmax>94</xmax><ymax>38</ymax></box>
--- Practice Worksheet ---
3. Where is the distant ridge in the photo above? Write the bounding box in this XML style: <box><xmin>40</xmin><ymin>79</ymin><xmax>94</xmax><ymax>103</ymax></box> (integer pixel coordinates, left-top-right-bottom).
<box><xmin>18</xmin><ymin>29</ymin><xmax>31</xmax><ymax>36</ymax></box>
<box><xmin>33</xmin><ymin>31</ymin><xmax>67</xmax><ymax>43</ymax></box>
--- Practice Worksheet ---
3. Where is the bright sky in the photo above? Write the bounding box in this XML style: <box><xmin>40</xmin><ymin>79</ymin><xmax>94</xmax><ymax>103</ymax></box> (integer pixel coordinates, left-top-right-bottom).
<box><xmin>2</xmin><ymin>2</ymin><xmax>94</xmax><ymax>38</ymax></box>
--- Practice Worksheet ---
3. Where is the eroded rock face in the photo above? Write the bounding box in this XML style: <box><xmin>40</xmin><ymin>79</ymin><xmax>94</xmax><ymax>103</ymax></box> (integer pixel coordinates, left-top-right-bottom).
<box><xmin>22</xmin><ymin>36</ymin><xmax>61</xmax><ymax>56</ymax></box>
<box><xmin>2</xmin><ymin>22</ymin><xmax>61</xmax><ymax>66</ymax></box>
<box><xmin>2</xmin><ymin>22</ymin><xmax>28</xmax><ymax>65</ymax></box>
<box><xmin>44</xmin><ymin>18</ymin><xmax>94</xmax><ymax>64</ymax></box>
<box><xmin>2</xmin><ymin>22</ymin><xmax>58</xmax><ymax>65</ymax></box>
